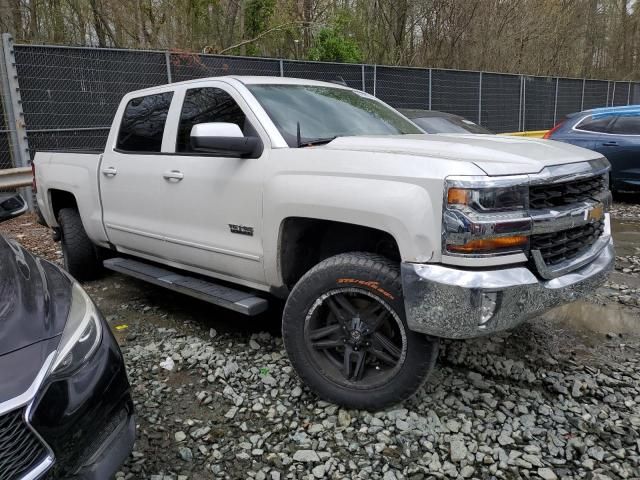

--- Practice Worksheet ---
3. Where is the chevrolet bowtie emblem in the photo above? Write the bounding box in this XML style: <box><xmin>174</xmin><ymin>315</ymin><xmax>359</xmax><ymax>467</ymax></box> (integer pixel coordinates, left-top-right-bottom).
<box><xmin>585</xmin><ymin>204</ymin><xmax>604</xmax><ymax>222</ymax></box>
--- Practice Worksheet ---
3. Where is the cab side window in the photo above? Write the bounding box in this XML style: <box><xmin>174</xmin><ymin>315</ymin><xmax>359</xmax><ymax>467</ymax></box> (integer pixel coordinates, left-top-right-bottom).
<box><xmin>176</xmin><ymin>88</ymin><xmax>248</xmax><ymax>153</ymax></box>
<box><xmin>116</xmin><ymin>92</ymin><xmax>173</xmax><ymax>152</ymax></box>
<box><xmin>609</xmin><ymin>116</ymin><xmax>640</xmax><ymax>135</ymax></box>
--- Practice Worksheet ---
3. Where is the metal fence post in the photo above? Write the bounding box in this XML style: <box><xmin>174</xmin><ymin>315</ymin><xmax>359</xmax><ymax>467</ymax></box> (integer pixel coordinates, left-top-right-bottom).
<box><xmin>580</xmin><ymin>79</ymin><xmax>585</xmax><ymax>112</ymax></box>
<box><xmin>553</xmin><ymin>77</ymin><xmax>559</xmax><ymax>125</ymax></box>
<box><xmin>373</xmin><ymin>65</ymin><xmax>377</xmax><ymax>96</ymax></box>
<box><xmin>428</xmin><ymin>68</ymin><xmax>432</xmax><ymax>110</ymax></box>
<box><xmin>611</xmin><ymin>82</ymin><xmax>616</xmax><ymax>106</ymax></box>
<box><xmin>361</xmin><ymin>64</ymin><xmax>365</xmax><ymax>92</ymax></box>
<box><xmin>478</xmin><ymin>72</ymin><xmax>483</xmax><ymax>124</ymax></box>
<box><xmin>165</xmin><ymin>51</ymin><xmax>172</xmax><ymax>83</ymax></box>
<box><xmin>1</xmin><ymin>33</ymin><xmax>32</xmax><ymax>210</ymax></box>
<box><xmin>627</xmin><ymin>82</ymin><xmax>631</xmax><ymax>105</ymax></box>
<box><xmin>519</xmin><ymin>75</ymin><xmax>524</xmax><ymax>131</ymax></box>
<box><xmin>279</xmin><ymin>59</ymin><xmax>284</xmax><ymax>77</ymax></box>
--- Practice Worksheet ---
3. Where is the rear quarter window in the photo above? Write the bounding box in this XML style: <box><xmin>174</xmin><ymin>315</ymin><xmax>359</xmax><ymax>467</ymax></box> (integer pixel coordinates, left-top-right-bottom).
<box><xmin>116</xmin><ymin>92</ymin><xmax>174</xmax><ymax>152</ymax></box>
<box><xmin>574</xmin><ymin>115</ymin><xmax>613</xmax><ymax>133</ymax></box>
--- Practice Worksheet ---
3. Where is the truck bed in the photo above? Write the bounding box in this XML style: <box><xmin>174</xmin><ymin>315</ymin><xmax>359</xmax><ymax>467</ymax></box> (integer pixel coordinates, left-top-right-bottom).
<box><xmin>33</xmin><ymin>151</ymin><xmax>107</xmax><ymax>245</ymax></box>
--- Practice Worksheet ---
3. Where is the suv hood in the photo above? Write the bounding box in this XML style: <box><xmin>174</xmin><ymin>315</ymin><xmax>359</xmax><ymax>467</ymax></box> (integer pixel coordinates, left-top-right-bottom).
<box><xmin>0</xmin><ymin>236</ymin><xmax>71</xmax><ymax>357</ymax></box>
<box><xmin>325</xmin><ymin>134</ymin><xmax>602</xmax><ymax>176</ymax></box>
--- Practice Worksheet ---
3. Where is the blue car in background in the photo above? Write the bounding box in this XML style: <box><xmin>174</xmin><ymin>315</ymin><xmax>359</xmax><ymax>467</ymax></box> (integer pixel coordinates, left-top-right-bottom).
<box><xmin>545</xmin><ymin>105</ymin><xmax>640</xmax><ymax>193</ymax></box>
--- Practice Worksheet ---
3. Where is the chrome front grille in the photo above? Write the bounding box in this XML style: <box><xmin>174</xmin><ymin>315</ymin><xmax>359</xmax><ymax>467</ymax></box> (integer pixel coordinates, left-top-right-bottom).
<box><xmin>0</xmin><ymin>409</ymin><xmax>48</xmax><ymax>480</ymax></box>
<box><xmin>531</xmin><ymin>220</ymin><xmax>605</xmax><ymax>267</ymax></box>
<box><xmin>529</xmin><ymin>174</ymin><xmax>607</xmax><ymax>209</ymax></box>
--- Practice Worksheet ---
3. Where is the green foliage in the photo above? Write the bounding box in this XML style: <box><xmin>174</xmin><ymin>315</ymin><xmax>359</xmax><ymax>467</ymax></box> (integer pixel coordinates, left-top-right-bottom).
<box><xmin>244</xmin><ymin>0</ymin><xmax>275</xmax><ymax>56</ymax></box>
<box><xmin>308</xmin><ymin>27</ymin><xmax>362</xmax><ymax>63</ymax></box>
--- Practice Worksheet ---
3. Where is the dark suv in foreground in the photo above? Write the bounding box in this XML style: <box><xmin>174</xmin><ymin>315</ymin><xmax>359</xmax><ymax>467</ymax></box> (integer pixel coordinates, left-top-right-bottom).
<box><xmin>0</xmin><ymin>201</ymin><xmax>134</xmax><ymax>480</ymax></box>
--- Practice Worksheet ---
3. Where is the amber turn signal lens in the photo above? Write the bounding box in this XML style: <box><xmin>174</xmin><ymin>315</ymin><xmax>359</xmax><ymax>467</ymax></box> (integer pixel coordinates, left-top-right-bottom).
<box><xmin>447</xmin><ymin>188</ymin><xmax>469</xmax><ymax>205</ymax></box>
<box><xmin>448</xmin><ymin>236</ymin><xmax>528</xmax><ymax>253</ymax></box>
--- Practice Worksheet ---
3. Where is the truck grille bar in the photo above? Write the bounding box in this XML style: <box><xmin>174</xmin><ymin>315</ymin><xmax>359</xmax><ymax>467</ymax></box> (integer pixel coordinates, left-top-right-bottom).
<box><xmin>531</xmin><ymin>220</ymin><xmax>605</xmax><ymax>267</ymax></box>
<box><xmin>529</xmin><ymin>174</ymin><xmax>607</xmax><ymax>209</ymax></box>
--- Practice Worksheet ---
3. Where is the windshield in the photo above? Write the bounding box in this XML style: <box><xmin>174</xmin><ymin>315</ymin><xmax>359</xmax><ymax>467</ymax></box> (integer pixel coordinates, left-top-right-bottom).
<box><xmin>412</xmin><ymin>116</ymin><xmax>493</xmax><ymax>134</ymax></box>
<box><xmin>247</xmin><ymin>85</ymin><xmax>423</xmax><ymax>147</ymax></box>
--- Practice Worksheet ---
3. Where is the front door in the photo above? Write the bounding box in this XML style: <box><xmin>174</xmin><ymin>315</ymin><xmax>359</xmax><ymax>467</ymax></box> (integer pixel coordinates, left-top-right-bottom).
<box><xmin>597</xmin><ymin>115</ymin><xmax>640</xmax><ymax>191</ymax></box>
<box><xmin>157</xmin><ymin>84</ymin><xmax>267</xmax><ymax>284</ymax></box>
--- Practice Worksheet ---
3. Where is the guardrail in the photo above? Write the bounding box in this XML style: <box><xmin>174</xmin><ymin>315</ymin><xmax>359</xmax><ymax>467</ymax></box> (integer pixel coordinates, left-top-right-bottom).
<box><xmin>0</xmin><ymin>167</ymin><xmax>32</xmax><ymax>189</ymax></box>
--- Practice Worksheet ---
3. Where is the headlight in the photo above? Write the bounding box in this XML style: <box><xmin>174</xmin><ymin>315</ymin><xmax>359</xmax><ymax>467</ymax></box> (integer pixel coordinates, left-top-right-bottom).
<box><xmin>443</xmin><ymin>177</ymin><xmax>532</xmax><ymax>256</ymax></box>
<box><xmin>51</xmin><ymin>282</ymin><xmax>103</xmax><ymax>376</ymax></box>
<box><xmin>447</xmin><ymin>185</ymin><xmax>528</xmax><ymax>212</ymax></box>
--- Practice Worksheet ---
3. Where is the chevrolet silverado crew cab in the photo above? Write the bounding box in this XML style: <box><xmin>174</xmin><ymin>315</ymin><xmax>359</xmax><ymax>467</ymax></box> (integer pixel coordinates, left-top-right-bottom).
<box><xmin>34</xmin><ymin>76</ymin><xmax>614</xmax><ymax>409</ymax></box>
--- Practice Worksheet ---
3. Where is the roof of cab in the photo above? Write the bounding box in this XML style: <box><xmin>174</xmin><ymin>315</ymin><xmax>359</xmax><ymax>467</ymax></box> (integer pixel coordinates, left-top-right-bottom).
<box><xmin>125</xmin><ymin>75</ymin><xmax>353</xmax><ymax>97</ymax></box>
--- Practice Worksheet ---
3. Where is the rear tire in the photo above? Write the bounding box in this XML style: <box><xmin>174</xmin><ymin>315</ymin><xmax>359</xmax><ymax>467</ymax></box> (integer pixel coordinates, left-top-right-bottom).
<box><xmin>282</xmin><ymin>252</ymin><xmax>439</xmax><ymax>410</ymax></box>
<box><xmin>58</xmin><ymin>208</ymin><xmax>103</xmax><ymax>281</ymax></box>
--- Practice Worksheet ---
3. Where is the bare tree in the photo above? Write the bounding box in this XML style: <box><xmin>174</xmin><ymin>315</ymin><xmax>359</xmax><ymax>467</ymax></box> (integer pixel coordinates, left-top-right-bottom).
<box><xmin>1</xmin><ymin>0</ymin><xmax>638</xmax><ymax>79</ymax></box>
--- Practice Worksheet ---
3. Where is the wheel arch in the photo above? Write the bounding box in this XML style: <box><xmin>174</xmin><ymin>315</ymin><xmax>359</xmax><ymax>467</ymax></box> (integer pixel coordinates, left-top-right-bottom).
<box><xmin>277</xmin><ymin>217</ymin><xmax>401</xmax><ymax>291</ymax></box>
<box><xmin>49</xmin><ymin>189</ymin><xmax>78</xmax><ymax>220</ymax></box>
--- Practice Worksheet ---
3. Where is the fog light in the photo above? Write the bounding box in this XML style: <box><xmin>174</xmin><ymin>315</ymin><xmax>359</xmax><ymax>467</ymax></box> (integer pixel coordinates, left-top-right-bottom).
<box><xmin>479</xmin><ymin>292</ymin><xmax>498</xmax><ymax>327</ymax></box>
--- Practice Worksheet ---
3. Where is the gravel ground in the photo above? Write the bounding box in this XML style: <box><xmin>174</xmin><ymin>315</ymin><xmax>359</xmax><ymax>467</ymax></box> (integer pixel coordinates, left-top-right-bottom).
<box><xmin>1</xmin><ymin>207</ymin><xmax>639</xmax><ymax>480</ymax></box>
<box><xmin>610</xmin><ymin>197</ymin><xmax>640</xmax><ymax>221</ymax></box>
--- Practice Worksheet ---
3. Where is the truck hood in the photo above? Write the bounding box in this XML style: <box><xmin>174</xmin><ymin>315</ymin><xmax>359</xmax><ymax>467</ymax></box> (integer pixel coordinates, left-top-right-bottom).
<box><xmin>324</xmin><ymin>134</ymin><xmax>602</xmax><ymax>176</ymax></box>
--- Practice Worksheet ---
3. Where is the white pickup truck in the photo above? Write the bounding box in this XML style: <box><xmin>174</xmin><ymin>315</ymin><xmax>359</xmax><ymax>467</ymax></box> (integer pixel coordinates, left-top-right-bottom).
<box><xmin>34</xmin><ymin>76</ymin><xmax>614</xmax><ymax>409</ymax></box>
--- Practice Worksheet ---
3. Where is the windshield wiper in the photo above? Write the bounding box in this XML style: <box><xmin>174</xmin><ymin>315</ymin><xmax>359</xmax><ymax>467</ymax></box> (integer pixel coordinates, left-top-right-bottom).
<box><xmin>296</xmin><ymin>121</ymin><xmax>337</xmax><ymax>148</ymax></box>
<box><xmin>298</xmin><ymin>136</ymin><xmax>338</xmax><ymax>148</ymax></box>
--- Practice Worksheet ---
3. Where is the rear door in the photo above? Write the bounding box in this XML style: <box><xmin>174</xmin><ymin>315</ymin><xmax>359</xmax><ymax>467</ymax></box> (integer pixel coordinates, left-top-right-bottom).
<box><xmin>100</xmin><ymin>91</ymin><xmax>174</xmax><ymax>258</ymax></box>
<box><xmin>599</xmin><ymin>116</ymin><xmax>640</xmax><ymax>190</ymax></box>
<box><xmin>556</xmin><ymin>115</ymin><xmax>610</xmax><ymax>150</ymax></box>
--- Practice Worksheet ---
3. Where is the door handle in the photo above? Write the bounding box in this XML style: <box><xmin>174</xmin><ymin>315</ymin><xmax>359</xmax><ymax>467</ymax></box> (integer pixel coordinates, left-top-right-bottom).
<box><xmin>601</xmin><ymin>141</ymin><xmax>618</xmax><ymax>147</ymax></box>
<box><xmin>102</xmin><ymin>167</ymin><xmax>117</xmax><ymax>177</ymax></box>
<box><xmin>163</xmin><ymin>170</ymin><xmax>184</xmax><ymax>181</ymax></box>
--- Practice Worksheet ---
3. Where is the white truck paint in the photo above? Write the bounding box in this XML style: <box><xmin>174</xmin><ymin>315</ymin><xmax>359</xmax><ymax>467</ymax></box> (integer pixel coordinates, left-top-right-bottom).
<box><xmin>34</xmin><ymin>76</ymin><xmax>614</xmax><ymax>408</ymax></box>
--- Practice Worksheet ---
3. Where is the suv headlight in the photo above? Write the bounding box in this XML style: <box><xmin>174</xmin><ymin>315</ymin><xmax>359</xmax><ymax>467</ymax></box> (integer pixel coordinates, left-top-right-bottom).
<box><xmin>51</xmin><ymin>282</ymin><xmax>103</xmax><ymax>376</ymax></box>
<box><xmin>443</xmin><ymin>177</ymin><xmax>532</xmax><ymax>256</ymax></box>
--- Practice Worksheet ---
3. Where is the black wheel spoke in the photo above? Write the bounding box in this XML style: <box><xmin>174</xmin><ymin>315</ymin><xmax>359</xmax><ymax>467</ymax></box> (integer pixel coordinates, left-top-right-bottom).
<box><xmin>333</xmin><ymin>293</ymin><xmax>358</xmax><ymax>317</ymax></box>
<box><xmin>359</xmin><ymin>301</ymin><xmax>381</xmax><ymax>322</ymax></box>
<box><xmin>373</xmin><ymin>332</ymin><xmax>402</xmax><ymax>360</ymax></box>
<box><xmin>309</xmin><ymin>323</ymin><xmax>341</xmax><ymax>340</ymax></box>
<box><xmin>343</xmin><ymin>347</ymin><xmax>367</xmax><ymax>380</ymax></box>
<box><xmin>312</xmin><ymin>339</ymin><xmax>345</xmax><ymax>350</ymax></box>
<box><xmin>326</xmin><ymin>297</ymin><xmax>349</xmax><ymax>324</ymax></box>
<box><xmin>367</xmin><ymin>309</ymin><xmax>389</xmax><ymax>332</ymax></box>
<box><xmin>352</xmin><ymin>351</ymin><xmax>367</xmax><ymax>381</ymax></box>
<box><xmin>369</xmin><ymin>347</ymin><xmax>397</xmax><ymax>366</ymax></box>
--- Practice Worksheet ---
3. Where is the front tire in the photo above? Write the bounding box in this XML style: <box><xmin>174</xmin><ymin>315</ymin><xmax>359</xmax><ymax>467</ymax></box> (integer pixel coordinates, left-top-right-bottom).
<box><xmin>282</xmin><ymin>252</ymin><xmax>439</xmax><ymax>410</ymax></box>
<box><xmin>58</xmin><ymin>208</ymin><xmax>103</xmax><ymax>281</ymax></box>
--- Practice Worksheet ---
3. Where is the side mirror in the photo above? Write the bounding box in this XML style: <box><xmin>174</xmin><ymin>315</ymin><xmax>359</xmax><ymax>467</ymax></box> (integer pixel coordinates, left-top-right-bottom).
<box><xmin>0</xmin><ymin>193</ymin><xmax>27</xmax><ymax>224</ymax></box>
<box><xmin>190</xmin><ymin>122</ymin><xmax>262</xmax><ymax>158</ymax></box>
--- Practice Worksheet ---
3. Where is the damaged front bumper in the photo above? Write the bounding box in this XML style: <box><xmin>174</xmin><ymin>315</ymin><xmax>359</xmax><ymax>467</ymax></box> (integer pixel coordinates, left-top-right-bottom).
<box><xmin>401</xmin><ymin>238</ymin><xmax>614</xmax><ymax>340</ymax></box>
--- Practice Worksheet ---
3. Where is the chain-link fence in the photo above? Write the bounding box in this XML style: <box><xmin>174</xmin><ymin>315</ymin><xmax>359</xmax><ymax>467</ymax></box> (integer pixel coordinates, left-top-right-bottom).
<box><xmin>1</xmin><ymin>34</ymin><xmax>639</xmax><ymax>175</ymax></box>
<box><xmin>0</xmin><ymin>80</ymin><xmax>15</xmax><ymax>170</ymax></box>
<box><xmin>0</xmin><ymin>40</ymin><xmax>17</xmax><ymax>171</ymax></box>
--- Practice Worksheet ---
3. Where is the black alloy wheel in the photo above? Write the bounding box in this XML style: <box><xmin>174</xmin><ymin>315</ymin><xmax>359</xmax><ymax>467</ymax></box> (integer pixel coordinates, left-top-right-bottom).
<box><xmin>304</xmin><ymin>288</ymin><xmax>406</xmax><ymax>388</ymax></box>
<box><xmin>283</xmin><ymin>252</ymin><xmax>439</xmax><ymax>410</ymax></box>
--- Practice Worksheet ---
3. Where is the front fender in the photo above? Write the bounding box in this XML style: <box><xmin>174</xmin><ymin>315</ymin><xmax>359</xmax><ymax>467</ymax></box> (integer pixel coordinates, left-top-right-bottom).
<box><xmin>263</xmin><ymin>173</ymin><xmax>441</xmax><ymax>287</ymax></box>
